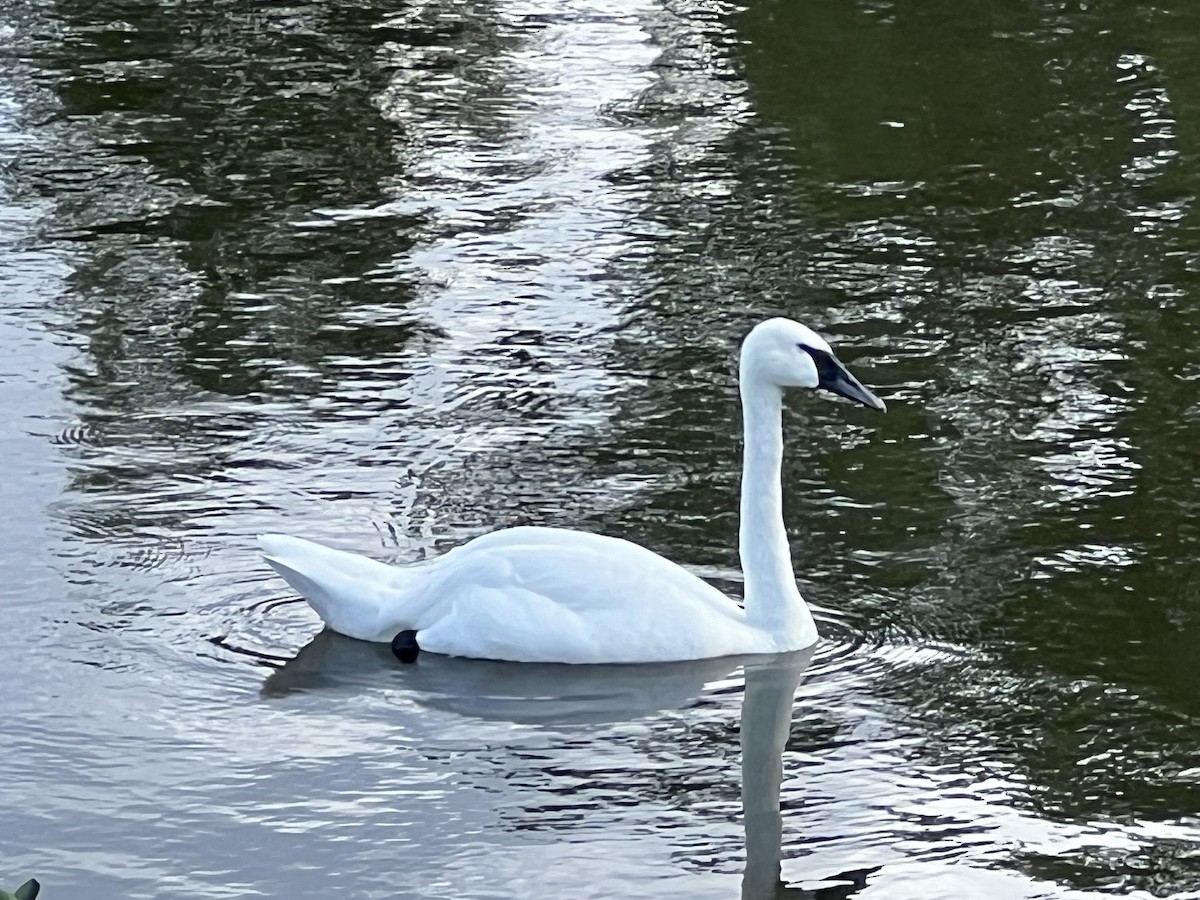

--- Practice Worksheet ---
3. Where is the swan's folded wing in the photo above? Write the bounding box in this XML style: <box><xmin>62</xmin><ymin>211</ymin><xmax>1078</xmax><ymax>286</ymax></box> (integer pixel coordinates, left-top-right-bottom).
<box><xmin>417</xmin><ymin>527</ymin><xmax>754</xmax><ymax>662</ymax></box>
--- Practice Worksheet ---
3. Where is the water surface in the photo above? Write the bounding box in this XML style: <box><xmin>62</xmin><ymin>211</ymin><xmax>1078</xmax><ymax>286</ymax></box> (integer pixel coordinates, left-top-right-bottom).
<box><xmin>2</xmin><ymin>0</ymin><xmax>1199</xmax><ymax>897</ymax></box>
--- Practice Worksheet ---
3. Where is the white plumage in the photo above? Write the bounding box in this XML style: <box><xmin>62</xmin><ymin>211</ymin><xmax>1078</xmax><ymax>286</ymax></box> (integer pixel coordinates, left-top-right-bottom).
<box><xmin>260</xmin><ymin>318</ymin><xmax>885</xmax><ymax>664</ymax></box>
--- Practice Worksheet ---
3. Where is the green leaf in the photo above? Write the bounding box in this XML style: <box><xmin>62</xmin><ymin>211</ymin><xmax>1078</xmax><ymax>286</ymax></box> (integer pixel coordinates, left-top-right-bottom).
<box><xmin>13</xmin><ymin>880</ymin><xmax>40</xmax><ymax>900</ymax></box>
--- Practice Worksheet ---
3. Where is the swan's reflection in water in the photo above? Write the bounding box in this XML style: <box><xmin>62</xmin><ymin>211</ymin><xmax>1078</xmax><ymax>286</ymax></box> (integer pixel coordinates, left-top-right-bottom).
<box><xmin>264</xmin><ymin>633</ymin><xmax>878</xmax><ymax>895</ymax></box>
<box><xmin>263</xmin><ymin>629</ymin><xmax>752</xmax><ymax>724</ymax></box>
<box><xmin>740</xmin><ymin>653</ymin><xmax>879</xmax><ymax>900</ymax></box>
<box><xmin>742</xmin><ymin>653</ymin><xmax>809</xmax><ymax>900</ymax></box>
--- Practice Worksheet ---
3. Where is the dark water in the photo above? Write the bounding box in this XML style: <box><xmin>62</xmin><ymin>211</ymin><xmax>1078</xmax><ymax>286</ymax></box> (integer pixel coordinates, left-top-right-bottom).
<box><xmin>2</xmin><ymin>0</ymin><xmax>1199</xmax><ymax>896</ymax></box>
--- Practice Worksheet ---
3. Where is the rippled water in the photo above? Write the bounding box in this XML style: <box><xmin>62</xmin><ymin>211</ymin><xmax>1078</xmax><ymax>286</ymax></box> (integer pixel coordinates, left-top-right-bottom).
<box><xmin>3</xmin><ymin>0</ymin><xmax>1200</xmax><ymax>897</ymax></box>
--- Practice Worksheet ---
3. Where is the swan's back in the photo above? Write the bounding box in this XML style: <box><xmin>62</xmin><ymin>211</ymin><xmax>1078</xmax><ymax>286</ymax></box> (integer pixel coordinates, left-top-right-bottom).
<box><xmin>414</xmin><ymin>527</ymin><xmax>754</xmax><ymax>662</ymax></box>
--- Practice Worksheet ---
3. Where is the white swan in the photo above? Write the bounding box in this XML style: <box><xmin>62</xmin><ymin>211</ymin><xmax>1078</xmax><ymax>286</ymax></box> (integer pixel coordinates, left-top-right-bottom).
<box><xmin>259</xmin><ymin>318</ymin><xmax>885</xmax><ymax>664</ymax></box>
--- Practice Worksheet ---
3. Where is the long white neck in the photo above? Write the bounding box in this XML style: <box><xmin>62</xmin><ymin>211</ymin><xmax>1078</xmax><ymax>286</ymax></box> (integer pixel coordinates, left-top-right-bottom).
<box><xmin>738</xmin><ymin>375</ymin><xmax>816</xmax><ymax>648</ymax></box>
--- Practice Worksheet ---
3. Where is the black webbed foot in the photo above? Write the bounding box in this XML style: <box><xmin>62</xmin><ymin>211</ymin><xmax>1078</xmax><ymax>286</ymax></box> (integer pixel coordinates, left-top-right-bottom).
<box><xmin>391</xmin><ymin>630</ymin><xmax>420</xmax><ymax>664</ymax></box>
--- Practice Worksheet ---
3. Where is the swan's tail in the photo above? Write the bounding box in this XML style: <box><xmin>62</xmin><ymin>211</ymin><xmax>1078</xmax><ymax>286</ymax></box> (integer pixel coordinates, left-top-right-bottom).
<box><xmin>258</xmin><ymin>534</ymin><xmax>415</xmax><ymax>643</ymax></box>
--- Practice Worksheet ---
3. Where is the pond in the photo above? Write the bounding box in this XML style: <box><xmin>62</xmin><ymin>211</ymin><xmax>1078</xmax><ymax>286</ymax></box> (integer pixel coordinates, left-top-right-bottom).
<box><xmin>1</xmin><ymin>0</ymin><xmax>1198</xmax><ymax>897</ymax></box>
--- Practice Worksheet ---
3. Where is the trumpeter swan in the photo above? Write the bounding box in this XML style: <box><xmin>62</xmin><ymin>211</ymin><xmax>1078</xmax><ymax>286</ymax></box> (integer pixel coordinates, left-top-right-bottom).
<box><xmin>259</xmin><ymin>318</ymin><xmax>884</xmax><ymax>663</ymax></box>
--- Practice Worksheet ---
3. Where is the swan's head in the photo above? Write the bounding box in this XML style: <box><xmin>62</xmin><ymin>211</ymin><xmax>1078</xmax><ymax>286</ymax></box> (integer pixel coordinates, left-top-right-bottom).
<box><xmin>741</xmin><ymin>318</ymin><xmax>886</xmax><ymax>410</ymax></box>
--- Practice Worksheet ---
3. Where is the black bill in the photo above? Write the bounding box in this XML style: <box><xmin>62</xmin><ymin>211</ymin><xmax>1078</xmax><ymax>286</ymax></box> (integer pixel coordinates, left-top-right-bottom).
<box><xmin>801</xmin><ymin>345</ymin><xmax>886</xmax><ymax>411</ymax></box>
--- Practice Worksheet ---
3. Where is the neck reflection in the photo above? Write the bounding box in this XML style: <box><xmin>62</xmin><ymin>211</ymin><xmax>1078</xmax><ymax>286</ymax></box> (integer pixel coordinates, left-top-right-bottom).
<box><xmin>740</xmin><ymin>649</ymin><xmax>878</xmax><ymax>899</ymax></box>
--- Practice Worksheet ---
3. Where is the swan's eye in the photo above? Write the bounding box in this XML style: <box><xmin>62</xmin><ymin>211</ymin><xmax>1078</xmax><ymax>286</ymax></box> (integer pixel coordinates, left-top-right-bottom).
<box><xmin>797</xmin><ymin>344</ymin><xmax>839</xmax><ymax>382</ymax></box>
